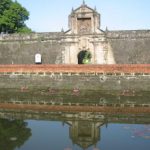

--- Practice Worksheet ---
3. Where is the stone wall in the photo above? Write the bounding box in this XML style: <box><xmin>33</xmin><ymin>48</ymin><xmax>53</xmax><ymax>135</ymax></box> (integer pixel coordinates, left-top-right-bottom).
<box><xmin>107</xmin><ymin>30</ymin><xmax>150</xmax><ymax>64</ymax></box>
<box><xmin>0</xmin><ymin>30</ymin><xmax>150</xmax><ymax>64</ymax></box>
<box><xmin>1</xmin><ymin>72</ymin><xmax>150</xmax><ymax>90</ymax></box>
<box><xmin>0</xmin><ymin>65</ymin><xmax>150</xmax><ymax>91</ymax></box>
<box><xmin>0</xmin><ymin>33</ymin><xmax>63</xmax><ymax>64</ymax></box>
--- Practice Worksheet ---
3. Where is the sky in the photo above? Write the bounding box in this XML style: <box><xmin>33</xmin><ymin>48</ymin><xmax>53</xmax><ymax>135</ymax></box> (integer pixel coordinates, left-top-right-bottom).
<box><xmin>16</xmin><ymin>0</ymin><xmax>150</xmax><ymax>32</ymax></box>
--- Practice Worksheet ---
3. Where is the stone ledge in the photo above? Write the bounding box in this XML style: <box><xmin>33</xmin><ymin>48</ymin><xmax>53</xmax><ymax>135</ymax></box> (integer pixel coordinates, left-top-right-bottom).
<box><xmin>0</xmin><ymin>64</ymin><xmax>150</xmax><ymax>73</ymax></box>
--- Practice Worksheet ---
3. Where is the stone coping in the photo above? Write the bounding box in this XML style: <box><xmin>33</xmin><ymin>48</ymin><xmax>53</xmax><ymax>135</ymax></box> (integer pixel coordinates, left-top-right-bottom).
<box><xmin>0</xmin><ymin>64</ymin><xmax>150</xmax><ymax>73</ymax></box>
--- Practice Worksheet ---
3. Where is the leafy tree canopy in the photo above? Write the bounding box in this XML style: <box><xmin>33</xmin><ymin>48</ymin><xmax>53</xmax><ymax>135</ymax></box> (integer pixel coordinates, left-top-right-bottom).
<box><xmin>78</xmin><ymin>50</ymin><xmax>92</xmax><ymax>64</ymax></box>
<box><xmin>0</xmin><ymin>0</ymin><xmax>12</xmax><ymax>15</ymax></box>
<box><xmin>0</xmin><ymin>0</ymin><xmax>31</xmax><ymax>33</ymax></box>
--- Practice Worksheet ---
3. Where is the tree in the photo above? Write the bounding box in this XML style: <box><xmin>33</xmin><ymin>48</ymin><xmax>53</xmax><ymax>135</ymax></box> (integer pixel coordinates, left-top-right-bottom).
<box><xmin>0</xmin><ymin>0</ymin><xmax>31</xmax><ymax>33</ymax></box>
<box><xmin>82</xmin><ymin>51</ymin><xmax>92</xmax><ymax>64</ymax></box>
<box><xmin>0</xmin><ymin>0</ymin><xmax>12</xmax><ymax>15</ymax></box>
<box><xmin>78</xmin><ymin>50</ymin><xmax>92</xmax><ymax>64</ymax></box>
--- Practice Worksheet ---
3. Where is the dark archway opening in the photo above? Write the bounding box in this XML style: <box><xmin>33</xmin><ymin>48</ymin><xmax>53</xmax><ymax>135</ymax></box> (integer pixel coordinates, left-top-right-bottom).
<box><xmin>78</xmin><ymin>50</ymin><xmax>92</xmax><ymax>64</ymax></box>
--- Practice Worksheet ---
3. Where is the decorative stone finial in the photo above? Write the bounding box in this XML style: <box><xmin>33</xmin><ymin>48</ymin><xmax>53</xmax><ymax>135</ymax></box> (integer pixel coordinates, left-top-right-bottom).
<box><xmin>61</xmin><ymin>27</ymin><xmax>64</xmax><ymax>32</ymax></box>
<box><xmin>105</xmin><ymin>26</ymin><xmax>108</xmax><ymax>32</ymax></box>
<box><xmin>94</xmin><ymin>6</ymin><xmax>97</xmax><ymax>11</ymax></box>
<box><xmin>72</xmin><ymin>7</ymin><xmax>74</xmax><ymax>12</ymax></box>
<box><xmin>82</xmin><ymin>0</ymin><xmax>85</xmax><ymax>5</ymax></box>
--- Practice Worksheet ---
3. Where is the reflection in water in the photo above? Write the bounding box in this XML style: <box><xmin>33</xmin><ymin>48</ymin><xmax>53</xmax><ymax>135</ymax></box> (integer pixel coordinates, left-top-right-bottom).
<box><xmin>123</xmin><ymin>124</ymin><xmax>150</xmax><ymax>140</ymax></box>
<box><xmin>0</xmin><ymin>89</ymin><xmax>149</xmax><ymax>150</ymax></box>
<box><xmin>67</xmin><ymin>112</ymin><xmax>104</xmax><ymax>149</ymax></box>
<box><xmin>0</xmin><ymin>118</ymin><xmax>31</xmax><ymax>150</ymax></box>
<box><xmin>0</xmin><ymin>110</ymin><xmax>149</xmax><ymax>150</ymax></box>
<box><xmin>0</xmin><ymin>88</ymin><xmax>150</xmax><ymax>106</ymax></box>
<box><xmin>68</xmin><ymin>120</ymin><xmax>102</xmax><ymax>149</ymax></box>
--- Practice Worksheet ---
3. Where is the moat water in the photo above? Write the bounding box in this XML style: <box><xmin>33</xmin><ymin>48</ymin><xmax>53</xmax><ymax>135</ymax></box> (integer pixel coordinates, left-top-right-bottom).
<box><xmin>0</xmin><ymin>89</ymin><xmax>150</xmax><ymax>150</ymax></box>
<box><xmin>0</xmin><ymin>111</ymin><xmax>150</xmax><ymax>150</ymax></box>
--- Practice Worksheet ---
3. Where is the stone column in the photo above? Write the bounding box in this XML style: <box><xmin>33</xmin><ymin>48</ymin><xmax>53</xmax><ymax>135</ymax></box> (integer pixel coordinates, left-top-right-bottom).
<box><xmin>93</xmin><ymin>42</ymin><xmax>107</xmax><ymax>64</ymax></box>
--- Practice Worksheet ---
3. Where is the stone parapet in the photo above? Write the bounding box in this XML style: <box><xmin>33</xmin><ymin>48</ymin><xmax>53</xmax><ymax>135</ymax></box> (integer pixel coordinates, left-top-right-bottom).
<box><xmin>0</xmin><ymin>32</ymin><xmax>63</xmax><ymax>42</ymax></box>
<box><xmin>107</xmin><ymin>30</ymin><xmax>150</xmax><ymax>39</ymax></box>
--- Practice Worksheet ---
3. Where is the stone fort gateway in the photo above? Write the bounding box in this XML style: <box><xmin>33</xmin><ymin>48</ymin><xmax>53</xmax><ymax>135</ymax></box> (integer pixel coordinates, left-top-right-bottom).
<box><xmin>0</xmin><ymin>2</ymin><xmax>150</xmax><ymax>65</ymax></box>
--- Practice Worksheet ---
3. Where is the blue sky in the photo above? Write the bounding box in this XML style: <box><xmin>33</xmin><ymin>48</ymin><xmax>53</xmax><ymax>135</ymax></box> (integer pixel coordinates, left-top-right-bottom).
<box><xmin>16</xmin><ymin>0</ymin><xmax>150</xmax><ymax>32</ymax></box>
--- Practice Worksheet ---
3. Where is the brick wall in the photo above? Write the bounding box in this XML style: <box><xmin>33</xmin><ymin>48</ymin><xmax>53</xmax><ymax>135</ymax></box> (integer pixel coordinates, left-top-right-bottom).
<box><xmin>0</xmin><ymin>64</ymin><xmax>150</xmax><ymax>73</ymax></box>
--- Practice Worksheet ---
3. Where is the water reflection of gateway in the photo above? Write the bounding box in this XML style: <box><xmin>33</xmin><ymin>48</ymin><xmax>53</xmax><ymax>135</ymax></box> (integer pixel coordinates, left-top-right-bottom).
<box><xmin>65</xmin><ymin>112</ymin><xmax>105</xmax><ymax>150</ymax></box>
<box><xmin>67</xmin><ymin>120</ymin><xmax>103</xmax><ymax>149</ymax></box>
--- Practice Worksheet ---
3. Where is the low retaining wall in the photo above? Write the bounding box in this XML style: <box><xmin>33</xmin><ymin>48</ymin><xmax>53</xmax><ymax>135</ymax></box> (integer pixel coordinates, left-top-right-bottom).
<box><xmin>0</xmin><ymin>64</ymin><xmax>150</xmax><ymax>90</ymax></box>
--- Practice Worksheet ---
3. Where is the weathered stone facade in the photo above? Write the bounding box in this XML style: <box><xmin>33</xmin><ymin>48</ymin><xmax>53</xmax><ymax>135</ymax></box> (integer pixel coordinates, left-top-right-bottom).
<box><xmin>63</xmin><ymin>2</ymin><xmax>115</xmax><ymax>64</ymax></box>
<box><xmin>0</xmin><ymin>2</ymin><xmax>150</xmax><ymax>64</ymax></box>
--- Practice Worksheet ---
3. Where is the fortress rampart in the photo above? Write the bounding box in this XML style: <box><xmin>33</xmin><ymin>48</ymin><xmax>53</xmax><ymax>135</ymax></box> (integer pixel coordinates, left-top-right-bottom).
<box><xmin>0</xmin><ymin>32</ymin><xmax>63</xmax><ymax>41</ymax></box>
<box><xmin>107</xmin><ymin>30</ymin><xmax>150</xmax><ymax>39</ymax></box>
<box><xmin>0</xmin><ymin>30</ymin><xmax>150</xmax><ymax>64</ymax></box>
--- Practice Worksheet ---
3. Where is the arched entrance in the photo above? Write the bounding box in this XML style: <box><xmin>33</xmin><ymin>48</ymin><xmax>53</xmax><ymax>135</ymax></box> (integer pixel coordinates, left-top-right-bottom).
<box><xmin>78</xmin><ymin>50</ymin><xmax>92</xmax><ymax>64</ymax></box>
